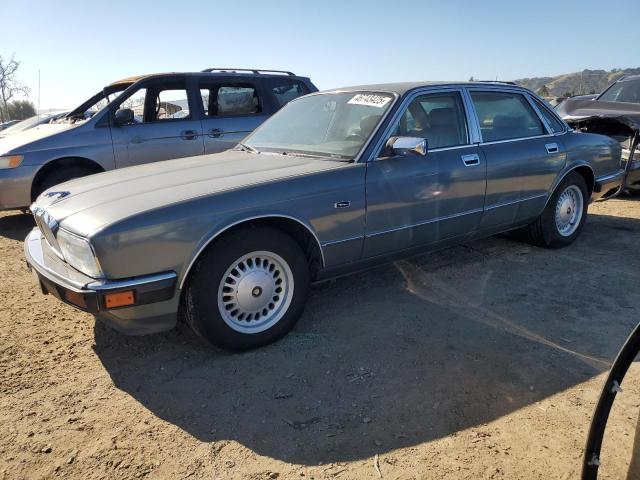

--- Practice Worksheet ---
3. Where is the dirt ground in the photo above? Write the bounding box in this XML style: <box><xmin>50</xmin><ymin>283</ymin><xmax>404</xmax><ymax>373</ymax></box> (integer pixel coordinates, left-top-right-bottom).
<box><xmin>1</xmin><ymin>198</ymin><xmax>640</xmax><ymax>480</ymax></box>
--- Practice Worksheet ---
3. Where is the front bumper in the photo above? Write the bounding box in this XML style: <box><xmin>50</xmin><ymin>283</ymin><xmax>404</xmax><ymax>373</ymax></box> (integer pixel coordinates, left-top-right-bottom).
<box><xmin>0</xmin><ymin>165</ymin><xmax>40</xmax><ymax>210</ymax></box>
<box><xmin>24</xmin><ymin>228</ymin><xmax>179</xmax><ymax>334</ymax></box>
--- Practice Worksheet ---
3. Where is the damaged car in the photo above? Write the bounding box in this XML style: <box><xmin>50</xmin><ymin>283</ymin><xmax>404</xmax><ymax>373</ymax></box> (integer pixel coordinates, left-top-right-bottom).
<box><xmin>557</xmin><ymin>74</ymin><xmax>640</xmax><ymax>192</ymax></box>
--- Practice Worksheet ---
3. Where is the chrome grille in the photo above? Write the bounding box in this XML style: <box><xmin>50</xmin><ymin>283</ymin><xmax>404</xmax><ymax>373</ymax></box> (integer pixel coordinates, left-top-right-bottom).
<box><xmin>32</xmin><ymin>207</ymin><xmax>62</xmax><ymax>257</ymax></box>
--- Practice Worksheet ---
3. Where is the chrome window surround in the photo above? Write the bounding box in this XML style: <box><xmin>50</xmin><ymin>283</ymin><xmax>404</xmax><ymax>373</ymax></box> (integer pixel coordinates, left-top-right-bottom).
<box><xmin>369</xmin><ymin>87</ymin><xmax>479</xmax><ymax>161</ymax></box>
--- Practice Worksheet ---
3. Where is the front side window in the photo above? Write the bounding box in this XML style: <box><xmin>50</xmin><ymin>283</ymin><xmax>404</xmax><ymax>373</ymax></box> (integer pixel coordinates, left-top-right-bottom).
<box><xmin>200</xmin><ymin>84</ymin><xmax>261</xmax><ymax>117</ymax></box>
<box><xmin>390</xmin><ymin>92</ymin><xmax>468</xmax><ymax>149</ymax></box>
<box><xmin>271</xmin><ymin>80</ymin><xmax>310</xmax><ymax>107</ymax></box>
<box><xmin>116</xmin><ymin>82</ymin><xmax>190</xmax><ymax>124</ymax></box>
<box><xmin>532</xmin><ymin>97</ymin><xmax>565</xmax><ymax>133</ymax></box>
<box><xmin>245</xmin><ymin>91</ymin><xmax>395</xmax><ymax>159</ymax></box>
<box><xmin>598</xmin><ymin>79</ymin><xmax>640</xmax><ymax>104</ymax></box>
<box><xmin>471</xmin><ymin>91</ymin><xmax>545</xmax><ymax>142</ymax></box>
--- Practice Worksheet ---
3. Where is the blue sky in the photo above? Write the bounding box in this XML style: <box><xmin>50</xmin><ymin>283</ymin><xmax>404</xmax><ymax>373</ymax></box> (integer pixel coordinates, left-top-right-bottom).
<box><xmin>4</xmin><ymin>0</ymin><xmax>638</xmax><ymax>110</ymax></box>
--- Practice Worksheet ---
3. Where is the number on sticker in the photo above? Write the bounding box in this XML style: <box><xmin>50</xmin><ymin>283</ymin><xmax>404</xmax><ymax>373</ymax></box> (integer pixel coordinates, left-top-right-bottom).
<box><xmin>348</xmin><ymin>94</ymin><xmax>392</xmax><ymax>108</ymax></box>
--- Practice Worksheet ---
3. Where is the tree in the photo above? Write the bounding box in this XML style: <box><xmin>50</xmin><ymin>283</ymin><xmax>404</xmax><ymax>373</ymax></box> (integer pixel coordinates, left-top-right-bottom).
<box><xmin>468</xmin><ymin>76</ymin><xmax>475</xmax><ymax>82</ymax></box>
<box><xmin>5</xmin><ymin>100</ymin><xmax>36</xmax><ymax>120</ymax></box>
<box><xmin>0</xmin><ymin>54</ymin><xmax>30</xmax><ymax>122</ymax></box>
<box><xmin>537</xmin><ymin>84</ymin><xmax>550</xmax><ymax>97</ymax></box>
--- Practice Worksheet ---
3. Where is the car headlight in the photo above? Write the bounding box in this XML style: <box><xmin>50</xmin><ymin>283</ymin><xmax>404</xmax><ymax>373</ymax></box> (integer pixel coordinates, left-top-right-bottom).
<box><xmin>57</xmin><ymin>229</ymin><xmax>103</xmax><ymax>278</ymax></box>
<box><xmin>0</xmin><ymin>155</ymin><xmax>24</xmax><ymax>169</ymax></box>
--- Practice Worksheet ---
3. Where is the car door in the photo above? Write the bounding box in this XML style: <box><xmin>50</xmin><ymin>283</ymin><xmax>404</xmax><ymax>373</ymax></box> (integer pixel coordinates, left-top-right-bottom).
<box><xmin>468</xmin><ymin>89</ymin><xmax>566</xmax><ymax>230</ymax></box>
<box><xmin>198</xmin><ymin>79</ymin><xmax>269</xmax><ymax>153</ymax></box>
<box><xmin>363</xmin><ymin>89</ymin><xmax>487</xmax><ymax>258</ymax></box>
<box><xmin>110</xmin><ymin>79</ymin><xmax>204</xmax><ymax>169</ymax></box>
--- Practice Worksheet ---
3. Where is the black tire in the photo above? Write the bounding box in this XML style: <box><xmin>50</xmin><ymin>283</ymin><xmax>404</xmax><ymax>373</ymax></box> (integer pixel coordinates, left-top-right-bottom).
<box><xmin>184</xmin><ymin>226</ymin><xmax>310</xmax><ymax>351</ymax></box>
<box><xmin>33</xmin><ymin>165</ymin><xmax>95</xmax><ymax>200</ymax></box>
<box><xmin>527</xmin><ymin>171</ymin><xmax>589</xmax><ymax>248</ymax></box>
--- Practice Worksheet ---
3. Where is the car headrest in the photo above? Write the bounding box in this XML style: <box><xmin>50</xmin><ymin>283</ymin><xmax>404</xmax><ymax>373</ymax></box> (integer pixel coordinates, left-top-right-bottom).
<box><xmin>428</xmin><ymin>108</ymin><xmax>456</xmax><ymax>126</ymax></box>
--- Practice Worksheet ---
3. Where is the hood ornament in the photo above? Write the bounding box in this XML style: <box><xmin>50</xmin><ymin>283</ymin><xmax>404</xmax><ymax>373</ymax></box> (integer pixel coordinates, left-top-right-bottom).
<box><xmin>44</xmin><ymin>191</ymin><xmax>70</xmax><ymax>201</ymax></box>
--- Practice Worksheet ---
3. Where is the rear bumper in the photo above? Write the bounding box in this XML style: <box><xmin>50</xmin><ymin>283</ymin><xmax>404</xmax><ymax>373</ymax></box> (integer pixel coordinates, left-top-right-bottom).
<box><xmin>24</xmin><ymin>228</ymin><xmax>179</xmax><ymax>334</ymax></box>
<box><xmin>592</xmin><ymin>169</ymin><xmax>625</xmax><ymax>201</ymax></box>
<box><xmin>0</xmin><ymin>165</ymin><xmax>39</xmax><ymax>210</ymax></box>
<box><xmin>625</xmin><ymin>160</ymin><xmax>640</xmax><ymax>190</ymax></box>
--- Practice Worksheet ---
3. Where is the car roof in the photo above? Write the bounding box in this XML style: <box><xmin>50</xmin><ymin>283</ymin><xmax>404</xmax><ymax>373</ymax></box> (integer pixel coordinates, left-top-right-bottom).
<box><xmin>109</xmin><ymin>70</ymin><xmax>309</xmax><ymax>86</ymax></box>
<box><xmin>324</xmin><ymin>81</ymin><xmax>526</xmax><ymax>96</ymax></box>
<box><xmin>618</xmin><ymin>74</ymin><xmax>640</xmax><ymax>82</ymax></box>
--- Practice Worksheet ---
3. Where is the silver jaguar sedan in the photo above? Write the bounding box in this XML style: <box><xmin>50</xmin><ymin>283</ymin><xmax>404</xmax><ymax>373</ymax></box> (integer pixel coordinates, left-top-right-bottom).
<box><xmin>25</xmin><ymin>81</ymin><xmax>626</xmax><ymax>350</ymax></box>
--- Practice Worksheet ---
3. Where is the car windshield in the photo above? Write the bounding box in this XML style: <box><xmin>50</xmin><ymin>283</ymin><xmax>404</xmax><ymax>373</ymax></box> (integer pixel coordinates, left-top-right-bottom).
<box><xmin>58</xmin><ymin>84</ymin><xmax>130</xmax><ymax>123</ymax></box>
<box><xmin>244</xmin><ymin>91</ymin><xmax>395</xmax><ymax>160</ymax></box>
<box><xmin>598</xmin><ymin>78</ymin><xmax>640</xmax><ymax>104</ymax></box>
<box><xmin>0</xmin><ymin>115</ymin><xmax>46</xmax><ymax>134</ymax></box>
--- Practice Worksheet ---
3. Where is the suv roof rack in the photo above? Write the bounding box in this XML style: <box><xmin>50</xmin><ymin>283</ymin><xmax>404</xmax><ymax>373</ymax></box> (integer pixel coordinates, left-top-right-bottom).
<box><xmin>476</xmin><ymin>80</ymin><xmax>517</xmax><ymax>85</ymax></box>
<box><xmin>201</xmin><ymin>68</ymin><xmax>295</xmax><ymax>76</ymax></box>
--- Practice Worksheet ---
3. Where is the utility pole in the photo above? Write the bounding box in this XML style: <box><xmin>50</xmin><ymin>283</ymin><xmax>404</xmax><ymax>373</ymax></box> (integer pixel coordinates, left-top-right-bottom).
<box><xmin>37</xmin><ymin>69</ymin><xmax>41</xmax><ymax>117</ymax></box>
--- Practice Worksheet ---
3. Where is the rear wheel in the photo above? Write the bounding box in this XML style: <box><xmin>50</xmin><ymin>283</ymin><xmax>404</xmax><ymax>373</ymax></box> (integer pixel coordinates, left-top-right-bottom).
<box><xmin>184</xmin><ymin>226</ymin><xmax>310</xmax><ymax>351</ymax></box>
<box><xmin>527</xmin><ymin>171</ymin><xmax>589</xmax><ymax>248</ymax></box>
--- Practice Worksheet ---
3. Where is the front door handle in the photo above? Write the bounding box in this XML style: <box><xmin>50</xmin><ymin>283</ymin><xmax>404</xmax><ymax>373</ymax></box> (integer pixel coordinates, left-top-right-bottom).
<box><xmin>181</xmin><ymin>130</ymin><xmax>198</xmax><ymax>140</ymax></box>
<box><xmin>545</xmin><ymin>142</ymin><xmax>559</xmax><ymax>154</ymax></box>
<box><xmin>461</xmin><ymin>153</ymin><xmax>480</xmax><ymax>166</ymax></box>
<box><xmin>208</xmin><ymin>128</ymin><xmax>223</xmax><ymax>138</ymax></box>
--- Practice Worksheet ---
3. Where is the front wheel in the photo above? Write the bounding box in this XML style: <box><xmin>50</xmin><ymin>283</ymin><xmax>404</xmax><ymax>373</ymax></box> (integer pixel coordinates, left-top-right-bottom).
<box><xmin>184</xmin><ymin>226</ymin><xmax>310</xmax><ymax>351</ymax></box>
<box><xmin>527</xmin><ymin>171</ymin><xmax>589</xmax><ymax>248</ymax></box>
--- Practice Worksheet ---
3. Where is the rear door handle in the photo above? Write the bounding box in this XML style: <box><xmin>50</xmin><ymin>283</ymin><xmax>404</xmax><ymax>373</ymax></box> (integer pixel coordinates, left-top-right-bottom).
<box><xmin>461</xmin><ymin>153</ymin><xmax>480</xmax><ymax>166</ymax></box>
<box><xmin>208</xmin><ymin>128</ymin><xmax>223</xmax><ymax>138</ymax></box>
<box><xmin>545</xmin><ymin>142</ymin><xmax>559</xmax><ymax>154</ymax></box>
<box><xmin>181</xmin><ymin>130</ymin><xmax>198</xmax><ymax>140</ymax></box>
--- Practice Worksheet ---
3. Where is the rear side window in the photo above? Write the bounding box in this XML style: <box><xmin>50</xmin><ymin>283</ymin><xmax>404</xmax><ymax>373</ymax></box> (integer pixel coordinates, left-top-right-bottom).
<box><xmin>532</xmin><ymin>97</ymin><xmax>565</xmax><ymax>133</ymax></box>
<box><xmin>391</xmin><ymin>92</ymin><xmax>468</xmax><ymax>149</ymax></box>
<box><xmin>471</xmin><ymin>91</ymin><xmax>544</xmax><ymax>142</ymax></box>
<box><xmin>271</xmin><ymin>80</ymin><xmax>310</xmax><ymax>107</ymax></box>
<box><xmin>200</xmin><ymin>84</ymin><xmax>261</xmax><ymax>117</ymax></box>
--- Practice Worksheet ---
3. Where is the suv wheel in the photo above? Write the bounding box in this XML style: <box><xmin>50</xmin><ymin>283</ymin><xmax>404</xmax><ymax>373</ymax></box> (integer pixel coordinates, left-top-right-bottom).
<box><xmin>33</xmin><ymin>165</ymin><xmax>95</xmax><ymax>200</ymax></box>
<box><xmin>184</xmin><ymin>226</ymin><xmax>310</xmax><ymax>351</ymax></box>
<box><xmin>527</xmin><ymin>171</ymin><xmax>589</xmax><ymax>248</ymax></box>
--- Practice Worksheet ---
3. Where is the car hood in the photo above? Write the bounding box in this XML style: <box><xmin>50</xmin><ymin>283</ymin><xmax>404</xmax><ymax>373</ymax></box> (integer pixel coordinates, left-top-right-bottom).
<box><xmin>0</xmin><ymin>123</ymin><xmax>77</xmax><ymax>154</ymax></box>
<box><xmin>557</xmin><ymin>96</ymin><xmax>640</xmax><ymax>131</ymax></box>
<box><xmin>34</xmin><ymin>150</ymin><xmax>347</xmax><ymax>237</ymax></box>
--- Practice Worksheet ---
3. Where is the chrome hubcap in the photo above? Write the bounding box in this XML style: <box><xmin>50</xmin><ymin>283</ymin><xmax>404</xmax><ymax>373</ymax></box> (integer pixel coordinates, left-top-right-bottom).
<box><xmin>555</xmin><ymin>185</ymin><xmax>584</xmax><ymax>237</ymax></box>
<box><xmin>217</xmin><ymin>251</ymin><xmax>294</xmax><ymax>334</ymax></box>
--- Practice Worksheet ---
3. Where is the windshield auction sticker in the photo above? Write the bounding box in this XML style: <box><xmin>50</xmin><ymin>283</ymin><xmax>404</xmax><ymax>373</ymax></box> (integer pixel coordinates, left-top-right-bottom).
<box><xmin>348</xmin><ymin>94</ymin><xmax>392</xmax><ymax>108</ymax></box>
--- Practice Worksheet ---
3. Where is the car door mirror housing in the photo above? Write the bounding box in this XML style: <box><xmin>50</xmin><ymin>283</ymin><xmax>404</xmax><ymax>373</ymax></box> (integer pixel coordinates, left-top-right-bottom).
<box><xmin>387</xmin><ymin>136</ymin><xmax>428</xmax><ymax>157</ymax></box>
<box><xmin>114</xmin><ymin>108</ymin><xmax>135</xmax><ymax>126</ymax></box>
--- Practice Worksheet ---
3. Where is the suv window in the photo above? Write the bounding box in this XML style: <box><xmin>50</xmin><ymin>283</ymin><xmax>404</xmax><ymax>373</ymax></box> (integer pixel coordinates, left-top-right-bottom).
<box><xmin>271</xmin><ymin>79</ymin><xmax>310</xmax><ymax>107</ymax></box>
<box><xmin>200</xmin><ymin>84</ymin><xmax>261</xmax><ymax>117</ymax></box>
<box><xmin>471</xmin><ymin>91</ymin><xmax>545</xmax><ymax>142</ymax></box>
<box><xmin>532</xmin><ymin>97</ymin><xmax>565</xmax><ymax>133</ymax></box>
<box><xmin>116</xmin><ymin>82</ymin><xmax>190</xmax><ymax>124</ymax></box>
<box><xmin>391</xmin><ymin>92</ymin><xmax>468</xmax><ymax>149</ymax></box>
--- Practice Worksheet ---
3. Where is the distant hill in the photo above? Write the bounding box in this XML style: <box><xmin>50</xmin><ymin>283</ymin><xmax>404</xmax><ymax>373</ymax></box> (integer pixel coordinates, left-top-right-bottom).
<box><xmin>512</xmin><ymin>68</ymin><xmax>640</xmax><ymax>97</ymax></box>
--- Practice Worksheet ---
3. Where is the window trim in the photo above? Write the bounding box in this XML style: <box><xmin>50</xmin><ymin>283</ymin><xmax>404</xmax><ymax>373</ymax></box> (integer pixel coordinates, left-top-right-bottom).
<box><xmin>526</xmin><ymin>94</ymin><xmax>569</xmax><ymax>135</ymax></box>
<box><xmin>371</xmin><ymin>87</ymin><xmax>473</xmax><ymax>161</ymax></box>
<box><xmin>467</xmin><ymin>89</ymin><xmax>551</xmax><ymax>144</ymax></box>
<box><xmin>198</xmin><ymin>81</ymin><xmax>264</xmax><ymax>119</ymax></box>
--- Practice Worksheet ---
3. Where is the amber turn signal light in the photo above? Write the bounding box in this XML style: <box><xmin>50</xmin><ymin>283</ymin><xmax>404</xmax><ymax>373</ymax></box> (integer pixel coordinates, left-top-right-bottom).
<box><xmin>64</xmin><ymin>290</ymin><xmax>87</xmax><ymax>309</ymax></box>
<box><xmin>104</xmin><ymin>291</ymin><xmax>135</xmax><ymax>309</ymax></box>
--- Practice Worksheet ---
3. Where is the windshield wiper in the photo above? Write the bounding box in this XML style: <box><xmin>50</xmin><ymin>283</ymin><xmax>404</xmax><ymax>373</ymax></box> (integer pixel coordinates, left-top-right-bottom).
<box><xmin>236</xmin><ymin>142</ymin><xmax>260</xmax><ymax>154</ymax></box>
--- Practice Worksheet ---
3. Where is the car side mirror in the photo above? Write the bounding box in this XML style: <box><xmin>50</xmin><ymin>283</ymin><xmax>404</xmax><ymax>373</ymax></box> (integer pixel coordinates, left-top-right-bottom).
<box><xmin>114</xmin><ymin>108</ymin><xmax>134</xmax><ymax>126</ymax></box>
<box><xmin>386</xmin><ymin>136</ymin><xmax>428</xmax><ymax>157</ymax></box>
